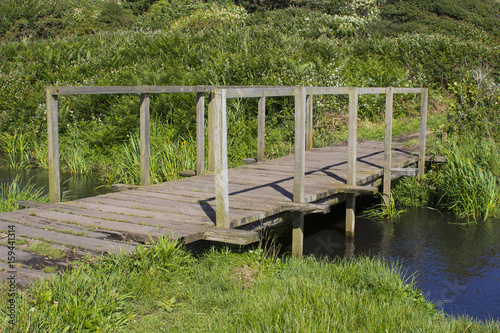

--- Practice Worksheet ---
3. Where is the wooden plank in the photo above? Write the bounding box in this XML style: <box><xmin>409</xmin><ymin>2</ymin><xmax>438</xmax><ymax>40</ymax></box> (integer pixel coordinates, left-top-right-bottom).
<box><xmin>306</xmin><ymin>87</ymin><xmax>349</xmax><ymax>95</ymax></box>
<box><xmin>394</xmin><ymin>87</ymin><xmax>423</xmax><ymax>94</ymax></box>
<box><xmin>282</xmin><ymin>202</ymin><xmax>329</xmax><ymax>214</ymax></box>
<box><xmin>335</xmin><ymin>185</ymin><xmax>378</xmax><ymax>195</ymax></box>
<box><xmin>358</xmin><ymin>87</ymin><xmax>385</xmax><ymax>94</ymax></box>
<box><xmin>294</xmin><ymin>87</ymin><xmax>306</xmax><ymax>204</ymax></box>
<box><xmin>225</xmin><ymin>87</ymin><xmax>295</xmax><ymax>98</ymax></box>
<box><xmin>140</xmin><ymin>93</ymin><xmax>151</xmax><ymax>186</ymax></box>
<box><xmin>202</xmin><ymin>228</ymin><xmax>259</xmax><ymax>245</ymax></box>
<box><xmin>47</xmin><ymin>85</ymin><xmax>214</xmax><ymax>96</ymax></box>
<box><xmin>391</xmin><ymin>168</ymin><xmax>418</xmax><ymax>177</ymax></box>
<box><xmin>383</xmin><ymin>87</ymin><xmax>393</xmax><ymax>207</ymax></box>
<box><xmin>196</xmin><ymin>92</ymin><xmax>205</xmax><ymax>175</ymax></box>
<box><xmin>213</xmin><ymin>89</ymin><xmax>230</xmax><ymax>228</ymax></box>
<box><xmin>46</xmin><ymin>90</ymin><xmax>60</xmax><ymax>203</ymax></box>
<box><xmin>257</xmin><ymin>96</ymin><xmax>266</xmax><ymax>162</ymax></box>
<box><xmin>419</xmin><ymin>88</ymin><xmax>428</xmax><ymax>179</ymax></box>
<box><xmin>0</xmin><ymin>220</ymin><xmax>135</xmax><ymax>254</ymax></box>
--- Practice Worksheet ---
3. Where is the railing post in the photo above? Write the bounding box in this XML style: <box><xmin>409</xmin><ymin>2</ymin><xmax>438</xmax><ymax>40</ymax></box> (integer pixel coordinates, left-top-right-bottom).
<box><xmin>346</xmin><ymin>87</ymin><xmax>358</xmax><ymax>238</ymax></box>
<box><xmin>306</xmin><ymin>94</ymin><xmax>313</xmax><ymax>150</ymax></box>
<box><xmin>196</xmin><ymin>92</ymin><xmax>205</xmax><ymax>175</ymax></box>
<box><xmin>213</xmin><ymin>89</ymin><xmax>230</xmax><ymax>228</ymax></box>
<box><xmin>47</xmin><ymin>89</ymin><xmax>60</xmax><ymax>203</ymax></box>
<box><xmin>418</xmin><ymin>88</ymin><xmax>428</xmax><ymax>180</ymax></box>
<box><xmin>140</xmin><ymin>93</ymin><xmax>150</xmax><ymax>186</ymax></box>
<box><xmin>383</xmin><ymin>87</ymin><xmax>394</xmax><ymax>207</ymax></box>
<box><xmin>293</xmin><ymin>86</ymin><xmax>306</xmax><ymax>257</ymax></box>
<box><xmin>257</xmin><ymin>96</ymin><xmax>266</xmax><ymax>162</ymax></box>
<box><xmin>207</xmin><ymin>92</ymin><xmax>215</xmax><ymax>172</ymax></box>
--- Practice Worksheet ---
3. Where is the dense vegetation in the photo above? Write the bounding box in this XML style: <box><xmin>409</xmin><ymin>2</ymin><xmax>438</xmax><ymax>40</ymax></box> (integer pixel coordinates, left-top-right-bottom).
<box><xmin>1</xmin><ymin>237</ymin><xmax>498</xmax><ymax>332</ymax></box>
<box><xmin>0</xmin><ymin>0</ymin><xmax>499</xmax><ymax>185</ymax></box>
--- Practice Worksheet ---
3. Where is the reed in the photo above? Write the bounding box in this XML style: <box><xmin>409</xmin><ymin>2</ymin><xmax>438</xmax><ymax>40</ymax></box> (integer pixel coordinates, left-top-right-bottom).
<box><xmin>0</xmin><ymin>175</ymin><xmax>47</xmax><ymax>212</ymax></box>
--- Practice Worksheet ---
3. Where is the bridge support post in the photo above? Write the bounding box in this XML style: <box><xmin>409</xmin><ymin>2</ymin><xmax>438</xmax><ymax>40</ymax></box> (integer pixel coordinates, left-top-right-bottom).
<box><xmin>47</xmin><ymin>89</ymin><xmax>60</xmax><ymax>203</ymax></box>
<box><xmin>257</xmin><ymin>96</ymin><xmax>266</xmax><ymax>162</ymax></box>
<box><xmin>212</xmin><ymin>89</ymin><xmax>230</xmax><ymax>228</ymax></box>
<box><xmin>383</xmin><ymin>87</ymin><xmax>394</xmax><ymax>207</ymax></box>
<box><xmin>292</xmin><ymin>87</ymin><xmax>306</xmax><ymax>257</ymax></box>
<box><xmin>306</xmin><ymin>94</ymin><xmax>313</xmax><ymax>150</ymax></box>
<box><xmin>208</xmin><ymin>92</ymin><xmax>215</xmax><ymax>172</ymax></box>
<box><xmin>196</xmin><ymin>92</ymin><xmax>205</xmax><ymax>175</ymax></box>
<box><xmin>418</xmin><ymin>88</ymin><xmax>428</xmax><ymax>180</ymax></box>
<box><xmin>140</xmin><ymin>93</ymin><xmax>150</xmax><ymax>186</ymax></box>
<box><xmin>346</xmin><ymin>87</ymin><xmax>358</xmax><ymax>238</ymax></box>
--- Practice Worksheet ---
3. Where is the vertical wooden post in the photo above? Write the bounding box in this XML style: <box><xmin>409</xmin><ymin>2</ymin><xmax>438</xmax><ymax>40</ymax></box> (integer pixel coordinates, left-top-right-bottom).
<box><xmin>383</xmin><ymin>87</ymin><xmax>394</xmax><ymax>207</ymax></box>
<box><xmin>213</xmin><ymin>89</ymin><xmax>230</xmax><ymax>228</ymax></box>
<box><xmin>418</xmin><ymin>88</ymin><xmax>428</xmax><ymax>180</ymax></box>
<box><xmin>293</xmin><ymin>87</ymin><xmax>307</xmax><ymax>257</ymax></box>
<box><xmin>47</xmin><ymin>90</ymin><xmax>60</xmax><ymax>203</ymax></box>
<box><xmin>196</xmin><ymin>92</ymin><xmax>205</xmax><ymax>175</ymax></box>
<box><xmin>257</xmin><ymin>96</ymin><xmax>266</xmax><ymax>162</ymax></box>
<box><xmin>346</xmin><ymin>87</ymin><xmax>358</xmax><ymax>238</ymax></box>
<box><xmin>140</xmin><ymin>93</ymin><xmax>150</xmax><ymax>186</ymax></box>
<box><xmin>306</xmin><ymin>94</ymin><xmax>313</xmax><ymax>150</ymax></box>
<box><xmin>207</xmin><ymin>93</ymin><xmax>215</xmax><ymax>172</ymax></box>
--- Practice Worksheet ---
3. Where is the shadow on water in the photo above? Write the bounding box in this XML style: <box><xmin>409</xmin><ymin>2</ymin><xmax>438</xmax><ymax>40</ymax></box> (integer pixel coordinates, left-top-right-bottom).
<box><xmin>282</xmin><ymin>202</ymin><xmax>500</xmax><ymax>322</ymax></box>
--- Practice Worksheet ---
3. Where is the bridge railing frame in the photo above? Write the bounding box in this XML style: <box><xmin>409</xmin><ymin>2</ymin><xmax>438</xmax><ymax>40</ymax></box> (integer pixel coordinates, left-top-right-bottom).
<box><xmin>46</xmin><ymin>85</ymin><xmax>428</xmax><ymax>248</ymax></box>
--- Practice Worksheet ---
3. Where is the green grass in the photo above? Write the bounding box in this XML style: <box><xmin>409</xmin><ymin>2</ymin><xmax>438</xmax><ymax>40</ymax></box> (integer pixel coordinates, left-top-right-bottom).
<box><xmin>0</xmin><ymin>236</ymin><xmax>498</xmax><ymax>332</ymax></box>
<box><xmin>26</xmin><ymin>242</ymin><xmax>65</xmax><ymax>260</ymax></box>
<box><xmin>0</xmin><ymin>175</ymin><xmax>48</xmax><ymax>212</ymax></box>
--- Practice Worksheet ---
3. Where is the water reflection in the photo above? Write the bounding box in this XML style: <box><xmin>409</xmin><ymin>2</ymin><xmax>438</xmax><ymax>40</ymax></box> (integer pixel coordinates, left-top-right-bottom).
<box><xmin>287</xmin><ymin>207</ymin><xmax>500</xmax><ymax>322</ymax></box>
<box><xmin>0</xmin><ymin>165</ymin><xmax>111</xmax><ymax>200</ymax></box>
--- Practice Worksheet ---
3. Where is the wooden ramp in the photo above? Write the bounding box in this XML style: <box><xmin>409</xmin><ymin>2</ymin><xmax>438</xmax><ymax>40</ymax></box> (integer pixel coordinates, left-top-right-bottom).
<box><xmin>0</xmin><ymin>140</ymin><xmax>417</xmax><ymax>285</ymax></box>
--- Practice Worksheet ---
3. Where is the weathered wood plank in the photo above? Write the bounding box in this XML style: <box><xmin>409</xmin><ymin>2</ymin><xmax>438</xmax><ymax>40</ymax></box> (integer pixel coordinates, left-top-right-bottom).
<box><xmin>202</xmin><ymin>228</ymin><xmax>259</xmax><ymax>245</ymax></box>
<box><xmin>196</xmin><ymin>92</ymin><xmax>205</xmax><ymax>175</ymax></box>
<box><xmin>419</xmin><ymin>88</ymin><xmax>428</xmax><ymax>179</ymax></box>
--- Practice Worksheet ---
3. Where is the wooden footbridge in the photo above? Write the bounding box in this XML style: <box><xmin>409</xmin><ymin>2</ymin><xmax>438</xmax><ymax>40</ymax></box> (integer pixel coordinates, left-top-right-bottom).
<box><xmin>0</xmin><ymin>85</ymin><xmax>428</xmax><ymax>284</ymax></box>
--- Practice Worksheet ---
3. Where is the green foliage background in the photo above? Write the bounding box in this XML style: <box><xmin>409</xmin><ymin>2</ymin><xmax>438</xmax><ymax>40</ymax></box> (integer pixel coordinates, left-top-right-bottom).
<box><xmin>0</xmin><ymin>0</ymin><xmax>499</xmax><ymax>186</ymax></box>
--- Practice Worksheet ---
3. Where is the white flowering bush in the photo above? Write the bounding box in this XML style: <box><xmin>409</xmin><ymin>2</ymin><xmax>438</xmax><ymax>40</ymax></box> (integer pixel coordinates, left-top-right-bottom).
<box><xmin>332</xmin><ymin>0</ymin><xmax>381</xmax><ymax>36</ymax></box>
<box><xmin>170</xmin><ymin>4</ymin><xmax>248</xmax><ymax>34</ymax></box>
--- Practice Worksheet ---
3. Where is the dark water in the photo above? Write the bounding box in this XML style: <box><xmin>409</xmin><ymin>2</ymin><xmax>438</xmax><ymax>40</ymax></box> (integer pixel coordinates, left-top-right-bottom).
<box><xmin>0</xmin><ymin>166</ymin><xmax>111</xmax><ymax>201</ymax></box>
<box><xmin>287</xmin><ymin>206</ymin><xmax>500</xmax><ymax>322</ymax></box>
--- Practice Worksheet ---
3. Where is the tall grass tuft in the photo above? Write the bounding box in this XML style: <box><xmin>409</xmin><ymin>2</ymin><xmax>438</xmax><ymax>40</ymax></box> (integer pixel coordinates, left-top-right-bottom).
<box><xmin>437</xmin><ymin>136</ymin><xmax>500</xmax><ymax>220</ymax></box>
<box><xmin>363</xmin><ymin>193</ymin><xmax>406</xmax><ymax>221</ymax></box>
<box><xmin>0</xmin><ymin>175</ymin><xmax>47</xmax><ymax>212</ymax></box>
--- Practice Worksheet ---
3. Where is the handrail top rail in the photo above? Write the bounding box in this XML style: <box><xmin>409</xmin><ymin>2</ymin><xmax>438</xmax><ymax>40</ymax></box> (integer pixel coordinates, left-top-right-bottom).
<box><xmin>46</xmin><ymin>85</ymin><xmax>426</xmax><ymax>97</ymax></box>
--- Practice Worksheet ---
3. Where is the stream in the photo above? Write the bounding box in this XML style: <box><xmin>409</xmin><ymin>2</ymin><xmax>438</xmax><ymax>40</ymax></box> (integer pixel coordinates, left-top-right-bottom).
<box><xmin>287</xmin><ymin>205</ymin><xmax>500</xmax><ymax>322</ymax></box>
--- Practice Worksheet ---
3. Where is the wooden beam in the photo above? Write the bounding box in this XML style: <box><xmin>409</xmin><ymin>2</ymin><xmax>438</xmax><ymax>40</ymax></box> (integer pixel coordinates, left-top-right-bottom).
<box><xmin>282</xmin><ymin>202</ymin><xmax>329</xmax><ymax>214</ymax></box>
<box><xmin>213</xmin><ymin>89</ymin><xmax>230</xmax><ymax>228</ymax></box>
<box><xmin>336</xmin><ymin>185</ymin><xmax>378</xmax><ymax>195</ymax></box>
<box><xmin>202</xmin><ymin>228</ymin><xmax>259</xmax><ymax>245</ymax></box>
<box><xmin>306</xmin><ymin>94</ymin><xmax>313</xmax><ymax>150</ymax></box>
<box><xmin>257</xmin><ymin>96</ymin><xmax>266</xmax><ymax>162</ymax></box>
<box><xmin>47</xmin><ymin>90</ymin><xmax>60</xmax><ymax>203</ymax></box>
<box><xmin>292</xmin><ymin>212</ymin><xmax>304</xmax><ymax>257</ymax></box>
<box><xmin>140</xmin><ymin>93</ymin><xmax>150</xmax><ymax>186</ymax></box>
<box><xmin>196</xmin><ymin>92</ymin><xmax>205</xmax><ymax>175</ymax></box>
<box><xmin>207</xmin><ymin>92</ymin><xmax>215</xmax><ymax>172</ymax></box>
<box><xmin>419</xmin><ymin>88</ymin><xmax>428</xmax><ymax>179</ymax></box>
<box><xmin>346</xmin><ymin>87</ymin><xmax>358</xmax><ymax>238</ymax></box>
<box><xmin>294</xmin><ymin>87</ymin><xmax>307</xmax><ymax>204</ymax></box>
<box><xmin>383</xmin><ymin>87</ymin><xmax>393</xmax><ymax>207</ymax></box>
<box><xmin>391</xmin><ymin>168</ymin><xmax>418</xmax><ymax>177</ymax></box>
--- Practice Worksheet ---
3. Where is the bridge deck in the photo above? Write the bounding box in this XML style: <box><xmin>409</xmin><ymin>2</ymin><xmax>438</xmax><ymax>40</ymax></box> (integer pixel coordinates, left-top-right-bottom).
<box><xmin>0</xmin><ymin>140</ymin><xmax>417</xmax><ymax>285</ymax></box>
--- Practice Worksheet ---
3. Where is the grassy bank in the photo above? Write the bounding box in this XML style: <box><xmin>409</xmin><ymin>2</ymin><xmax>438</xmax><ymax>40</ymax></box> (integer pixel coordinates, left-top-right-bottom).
<box><xmin>1</xmin><ymin>237</ymin><xmax>498</xmax><ymax>332</ymax></box>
